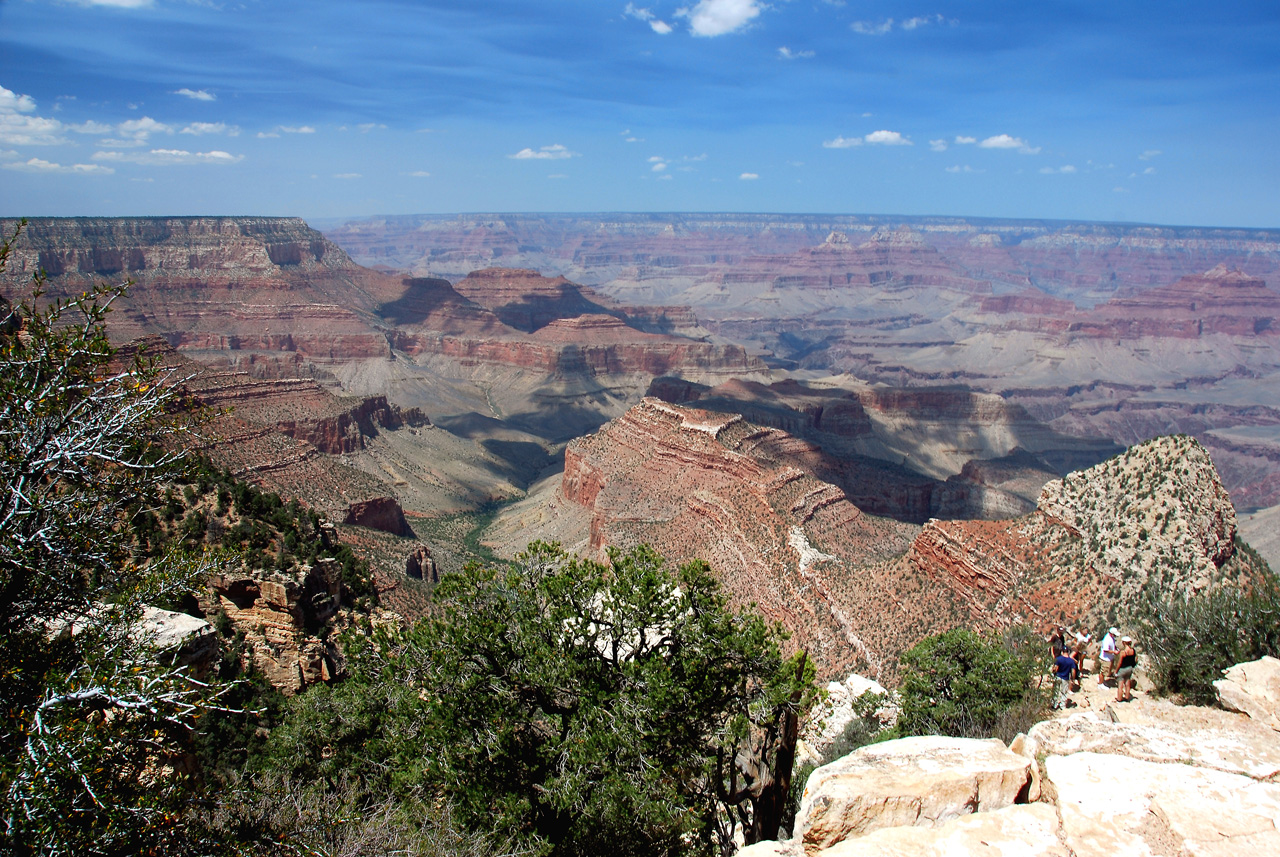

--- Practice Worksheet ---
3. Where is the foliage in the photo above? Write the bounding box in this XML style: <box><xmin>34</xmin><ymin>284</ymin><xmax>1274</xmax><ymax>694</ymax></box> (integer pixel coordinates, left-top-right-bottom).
<box><xmin>1131</xmin><ymin>571</ymin><xmax>1280</xmax><ymax>704</ymax></box>
<box><xmin>0</xmin><ymin>224</ymin><xmax>234</xmax><ymax>855</ymax></box>
<box><xmin>897</xmin><ymin>627</ymin><xmax>1050</xmax><ymax>742</ymax></box>
<box><xmin>382</xmin><ymin>541</ymin><xmax>815</xmax><ymax>857</ymax></box>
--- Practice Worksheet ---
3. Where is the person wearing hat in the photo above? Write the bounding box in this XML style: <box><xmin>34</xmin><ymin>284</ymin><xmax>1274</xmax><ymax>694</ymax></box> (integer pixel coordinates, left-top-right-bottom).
<box><xmin>1099</xmin><ymin>626</ymin><xmax>1120</xmax><ymax>686</ymax></box>
<box><xmin>1114</xmin><ymin>635</ymin><xmax>1137</xmax><ymax>702</ymax></box>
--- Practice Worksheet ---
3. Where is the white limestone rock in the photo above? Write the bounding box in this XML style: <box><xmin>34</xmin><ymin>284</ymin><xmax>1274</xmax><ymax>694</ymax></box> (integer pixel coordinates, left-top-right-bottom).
<box><xmin>1046</xmin><ymin>751</ymin><xmax>1280</xmax><ymax>857</ymax></box>
<box><xmin>794</xmin><ymin>735</ymin><xmax>1032</xmax><ymax>854</ymax></box>
<box><xmin>1215</xmin><ymin>655</ymin><xmax>1280</xmax><ymax>732</ymax></box>
<box><xmin>820</xmin><ymin>804</ymin><xmax>1068</xmax><ymax>857</ymax></box>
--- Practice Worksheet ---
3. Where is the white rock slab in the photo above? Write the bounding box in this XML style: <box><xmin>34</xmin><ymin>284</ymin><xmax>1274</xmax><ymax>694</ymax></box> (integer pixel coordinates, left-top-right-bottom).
<box><xmin>1046</xmin><ymin>751</ymin><xmax>1280</xmax><ymax>857</ymax></box>
<box><xmin>1030</xmin><ymin>709</ymin><xmax>1280</xmax><ymax>780</ymax></box>
<box><xmin>794</xmin><ymin>735</ymin><xmax>1031</xmax><ymax>853</ymax></box>
<box><xmin>820</xmin><ymin>804</ymin><xmax>1068</xmax><ymax>857</ymax></box>
<box><xmin>1215</xmin><ymin>655</ymin><xmax>1280</xmax><ymax>732</ymax></box>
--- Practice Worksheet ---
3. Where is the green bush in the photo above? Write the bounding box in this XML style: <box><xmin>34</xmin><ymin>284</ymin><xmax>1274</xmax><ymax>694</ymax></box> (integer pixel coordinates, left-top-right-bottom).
<box><xmin>897</xmin><ymin>627</ymin><xmax>1050</xmax><ymax>742</ymax></box>
<box><xmin>1132</xmin><ymin>572</ymin><xmax>1280</xmax><ymax>705</ymax></box>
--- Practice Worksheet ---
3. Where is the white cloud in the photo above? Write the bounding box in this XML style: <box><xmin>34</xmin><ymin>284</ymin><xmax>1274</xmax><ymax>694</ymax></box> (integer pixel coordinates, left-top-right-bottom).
<box><xmin>0</xmin><ymin>150</ymin><xmax>18</xmax><ymax>160</ymax></box>
<box><xmin>1143</xmin><ymin>166</ymin><xmax>1156</xmax><ymax>175</ymax></box>
<box><xmin>626</xmin><ymin>4</ymin><xmax>673</xmax><ymax>33</ymax></box>
<box><xmin>92</xmin><ymin>148</ymin><xmax>243</xmax><ymax>166</ymax></box>
<box><xmin>822</xmin><ymin>135</ymin><xmax>862</xmax><ymax>149</ymax></box>
<box><xmin>929</xmin><ymin>139</ymin><xmax>948</xmax><ymax>152</ymax></box>
<box><xmin>510</xmin><ymin>143</ymin><xmax>579</xmax><ymax>160</ymax></box>
<box><xmin>1114</xmin><ymin>186</ymin><xmax>1130</xmax><ymax>193</ymax></box>
<box><xmin>1139</xmin><ymin>149</ymin><xmax>1162</xmax><ymax>160</ymax></box>
<box><xmin>334</xmin><ymin>173</ymin><xmax>361</xmax><ymax>179</ymax></box>
<box><xmin>656</xmin><ymin>173</ymin><xmax>673</xmax><ymax>180</ymax></box>
<box><xmin>778</xmin><ymin>46</ymin><xmax>815</xmax><ymax>59</ymax></box>
<box><xmin>406</xmin><ymin>170</ymin><xmax>431</xmax><ymax>178</ymax></box>
<box><xmin>357</xmin><ymin>123</ymin><xmax>387</xmax><ymax>133</ymax></box>
<box><xmin>69</xmin><ymin>120</ymin><xmax>113</xmax><ymax>135</ymax></box>
<box><xmin>0</xmin><ymin>86</ymin><xmax>68</xmax><ymax>146</ymax></box>
<box><xmin>3</xmin><ymin>157</ymin><xmax>114</xmax><ymax>175</ymax></box>
<box><xmin>739</xmin><ymin>172</ymin><xmax>758</xmax><ymax>180</ymax></box>
<box><xmin>977</xmin><ymin>133</ymin><xmax>1040</xmax><ymax>154</ymax></box>
<box><xmin>1039</xmin><ymin>165</ymin><xmax>1077</xmax><ymax>174</ymax></box>
<box><xmin>256</xmin><ymin>131</ymin><xmax>280</xmax><ymax>139</ymax></box>
<box><xmin>71</xmin><ymin>0</ymin><xmax>153</xmax><ymax>7</ymax></box>
<box><xmin>181</xmin><ymin>122</ymin><xmax>239</xmax><ymax>136</ymax></box>
<box><xmin>955</xmin><ymin>135</ymin><xmax>976</xmax><ymax>144</ymax></box>
<box><xmin>174</xmin><ymin>88</ymin><xmax>215</xmax><ymax>102</ymax></box>
<box><xmin>865</xmin><ymin>129</ymin><xmax>912</xmax><ymax>146</ymax></box>
<box><xmin>851</xmin><ymin>19</ymin><xmax>894</xmax><ymax>35</ymax></box>
<box><xmin>684</xmin><ymin>153</ymin><xmax>708</xmax><ymax>161</ymax></box>
<box><xmin>279</xmin><ymin>125</ymin><xmax>316</xmax><ymax>134</ymax></box>
<box><xmin>945</xmin><ymin>165</ymin><xmax>980</xmax><ymax>174</ymax></box>
<box><xmin>0</xmin><ymin>86</ymin><xmax>37</xmax><ymax>115</ymax></box>
<box><xmin>679</xmin><ymin>0</ymin><xmax>762</xmax><ymax>38</ymax></box>
<box><xmin>625</xmin><ymin>136</ymin><xmax>641</xmax><ymax>142</ymax></box>
<box><xmin>902</xmin><ymin>14</ymin><xmax>950</xmax><ymax>30</ymax></box>
<box><xmin>652</xmin><ymin>161</ymin><xmax>668</xmax><ymax>172</ymax></box>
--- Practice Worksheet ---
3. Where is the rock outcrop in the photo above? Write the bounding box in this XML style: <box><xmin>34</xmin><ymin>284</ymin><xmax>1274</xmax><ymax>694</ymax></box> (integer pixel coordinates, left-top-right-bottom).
<box><xmin>135</xmin><ymin>606</ymin><xmax>219</xmax><ymax>680</ymax></box>
<box><xmin>342</xmin><ymin>496</ymin><xmax>414</xmax><ymax>537</ymax></box>
<box><xmin>203</xmin><ymin>558</ymin><xmax>348</xmax><ymax>695</ymax></box>
<box><xmin>794</xmin><ymin>736</ymin><xmax>1033</xmax><ymax>852</ymax></box>
<box><xmin>749</xmin><ymin>658</ymin><xmax>1280</xmax><ymax>857</ymax></box>
<box><xmin>404</xmin><ymin>543</ymin><xmax>438</xmax><ymax>582</ymax></box>
<box><xmin>1215</xmin><ymin>656</ymin><xmax>1280</xmax><ymax>731</ymax></box>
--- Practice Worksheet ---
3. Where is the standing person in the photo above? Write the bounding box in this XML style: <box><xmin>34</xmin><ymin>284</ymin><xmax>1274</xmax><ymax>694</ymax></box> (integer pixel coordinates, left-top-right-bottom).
<box><xmin>1071</xmin><ymin>631</ymin><xmax>1090</xmax><ymax>690</ymax></box>
<box><xmin>1052</xmin><ymin>647</ymin><xmax>1079</xmax><ymax>710</ymax></box>
<box><xmin>1099</xmin><ymin>627</ymin><xmax>1119</xmax><ymax>686</ymax></box>
<box><xmin>1115</xmin><ymin>635</ymin><xmax>1137</xmax><ymax>702</ymax></box>
<box><xmin>1048</xmin><ymin>625</ymin><xmax>1066</xmax><ymax>659</ymax></box>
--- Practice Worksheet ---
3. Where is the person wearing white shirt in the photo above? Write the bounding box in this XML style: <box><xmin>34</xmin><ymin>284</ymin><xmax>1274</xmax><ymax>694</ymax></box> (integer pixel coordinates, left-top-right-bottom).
<box><xmin>1098</xmin><ymin>627</ymin><xmax>1119</xmax><ymax>685</ymax></box>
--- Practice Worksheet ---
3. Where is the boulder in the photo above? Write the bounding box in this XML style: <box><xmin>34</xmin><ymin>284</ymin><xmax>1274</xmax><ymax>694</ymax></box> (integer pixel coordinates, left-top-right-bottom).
<box><xmin>135</xmin><ymin>606</ymin><xmax>218</xmax><ymax>679</ymax></box>
<box><xmin>821</xmin><ymin>804</ymin><xmax>1068</xmax><ymax>857</ymax></box>
<box><xmin>405</xmin><ymin>543</ymin><xmax>438</xmax><ymax>582</ymax></box>
<box><xmin>1046</xmin><ymin>751</ymin><xmax>1280</xmax><ymax>857</ymax></box>
<box><xmin>1215</xmin><ymin>655</ymin><xmax>1280</xmax><ymax>732</ymax></box>
<box><xmin>801</xmin><ymin>673</ymin><xmax>894</xmax><ymax>765</ymax></box>
<box><xmin>794</xmin><ymin>735</ymin><xmax>1032</xmax><ymax>853</ymax></box>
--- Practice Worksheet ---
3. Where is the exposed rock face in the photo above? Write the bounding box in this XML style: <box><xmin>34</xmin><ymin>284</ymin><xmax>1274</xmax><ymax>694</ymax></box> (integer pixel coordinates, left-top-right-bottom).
<box><xmin>343</xmin><ymin>497</ymin><xmax>414</xmax><ymax>537</ymax></box>
<box><xmin>1215</xmin><ymin>656</ymin><xmax>1280</xmax><ymax>731</ymax></box>
<box><xmin>794</xmin><ymin>736</ymin><xmax>1033</xmax><ymax>852</ymax></box>
<box><xmin>135</xmin><ymin>606</ymin><xmax>219</xmax><ymax>680</ymax></box>
<box><xmin>800</xmin><ymin>673</ymin><xmax>894</xmax><ymax>765</ymax></box>
<box><xmin>404</xmin><ymin>543</ymin><xmax>438</xmax><ymax>582</ymax></box>
<box><xmin>908</xmin><ymin>435</ymin><xmax>1255</xmax><ymax>630</ymax></box>
<box><xmin>501</xmin><ymin>398</ymin><xmax>990</xmax><ymax>680</ymax></box>
<box><xmin>203</xmin><ymin>559</ymin><xmax>347</xmax><ymax>695</ymax></box>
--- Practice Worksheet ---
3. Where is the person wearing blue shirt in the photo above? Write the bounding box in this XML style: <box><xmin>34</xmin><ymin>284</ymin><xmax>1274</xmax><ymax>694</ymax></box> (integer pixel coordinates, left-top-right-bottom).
<box><xmin>1052</xmin><ymin>650</ymin><xmax>1079</xmax><ymax>710</ymax></box>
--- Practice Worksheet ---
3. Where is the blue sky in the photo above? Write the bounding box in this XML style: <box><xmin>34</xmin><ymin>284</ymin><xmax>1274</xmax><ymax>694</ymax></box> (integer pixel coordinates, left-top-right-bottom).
<box><xmin>1</xmin><ymin>0</ymin><xmax>1276</xmax><ymax>226</ymax></box>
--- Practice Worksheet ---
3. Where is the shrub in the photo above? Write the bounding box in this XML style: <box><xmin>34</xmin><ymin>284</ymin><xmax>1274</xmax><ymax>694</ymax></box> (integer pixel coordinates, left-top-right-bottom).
<box><xmin>897</xmin><ymin>627</ymin><xmax>1050</xmax><ymax>742</ymax></box>
<box><xmin>1131</xmin><ymin>572</ymin><xmax>1280</xmax><ymax>705</ymax></box>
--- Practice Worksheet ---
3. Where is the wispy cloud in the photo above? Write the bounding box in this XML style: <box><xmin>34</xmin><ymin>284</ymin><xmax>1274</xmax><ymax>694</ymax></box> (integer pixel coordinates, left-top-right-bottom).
<box><xmin>70</xmin><ymin>0</ymin><xmax>153</xmax><ymax>7</ymax></box>
<box><xmin>679</xmin><ymin>0</ymin><xmax>762</xmax><ymax>38</ymax></box>
<box><xmin>406</xmin><ymin>170</ymin><xmax>431</xmax><ymax>178</ymax></box>
<box><xmin>1139</xmin><ymin>149</ymin><xmax>1162</xmax><ymax>161</ymax></box>
<box><xmin>739</xmin><ymin>172</ymin><xmax>758</xmax><ymax>180</ymax></box>
<box><xmin>3</xmin><ymin>157</ymin><xmax>113</xmax><ymax>175</ymax></box>
<box><xmin>929</xmin><ymin>139</ymin><xmax>948</xmax><ymax>152</ymax></box>
<box><xmin>852</xmin><ymin>14</ymin><xmax>953</xmax><ymax>35</ymax></box>
<box><xmin>624</xmin><ymin>3</ymin><xmax>673</xmax><ymax>34</ymax></box>
<box><xmin>92</xmin><ymin>148</ymin><xmax>244</xmax><ymax>166</ymax></box>
<box><xmin>945</xmin><ymin>165</ymin><xmax>981</xmax><ymax>173</ymax></box>
<box><xmin>955</xmin><ymin>135</ymin><xmax>976</xmax><ymax>144</ymax></box>
<box><xmin>334</xmin><ymin>173</ymin><xmax>361</xmax><ymax>179</ymax></box>
<box><xmin>778</xmin><ymin>46</ymin><xmax>815</xmax><ymax>60</ymax></box>
<box><xmin>510</xmin><ymin>143</ymin><xmax>579</xmax><ymax>160</ymax></box>
<box><xmin>822</xmin><ymin>135</ymin><xmax>862</xmax><ymax>149</ymax></box>
<box><xmin>0</xmin><ymin>86</ymin><xmax>68</xmax><ymax>146</ymax></box>
<box><xmin>181</xmin><ymin>122</ymin><xmax>239</xmax><ymax>136</ymax></box>
<box><xmin>174</xmin><ymin>88</ymin><xmax>215</xmax><ymax>102</ymax></box>
<box><xmin>1039</xmin><ymin>165</ymin><xmax>1077</xmax><ymax>174</ymax></box>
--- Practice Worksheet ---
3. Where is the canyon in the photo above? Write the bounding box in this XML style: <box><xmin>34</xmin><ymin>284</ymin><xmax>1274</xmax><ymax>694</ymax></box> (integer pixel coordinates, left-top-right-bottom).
<box><xmin>4</xmin><ymin>212</ymin><xmax>1278</xmax><ymax>664</ymax></box>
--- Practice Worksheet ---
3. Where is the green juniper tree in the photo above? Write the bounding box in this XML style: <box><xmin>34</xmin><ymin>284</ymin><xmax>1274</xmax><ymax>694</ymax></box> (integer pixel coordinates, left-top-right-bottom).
<box><xmin>0</xmin><ymin>223</ymin><xmax>234</xmax><ymax>856</ymax></box>
<box><xmin>382</xmin><ymin>541</ymin><xmax>815</xmax><ymax>857</ymax></box>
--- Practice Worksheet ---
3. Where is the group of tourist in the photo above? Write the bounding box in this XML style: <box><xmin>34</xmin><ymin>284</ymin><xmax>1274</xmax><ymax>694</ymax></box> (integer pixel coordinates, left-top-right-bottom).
<box><xmin>1048</xmin><ymin>624</ymin><xmax>1138</xmax><ymax>709</ymax></box>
